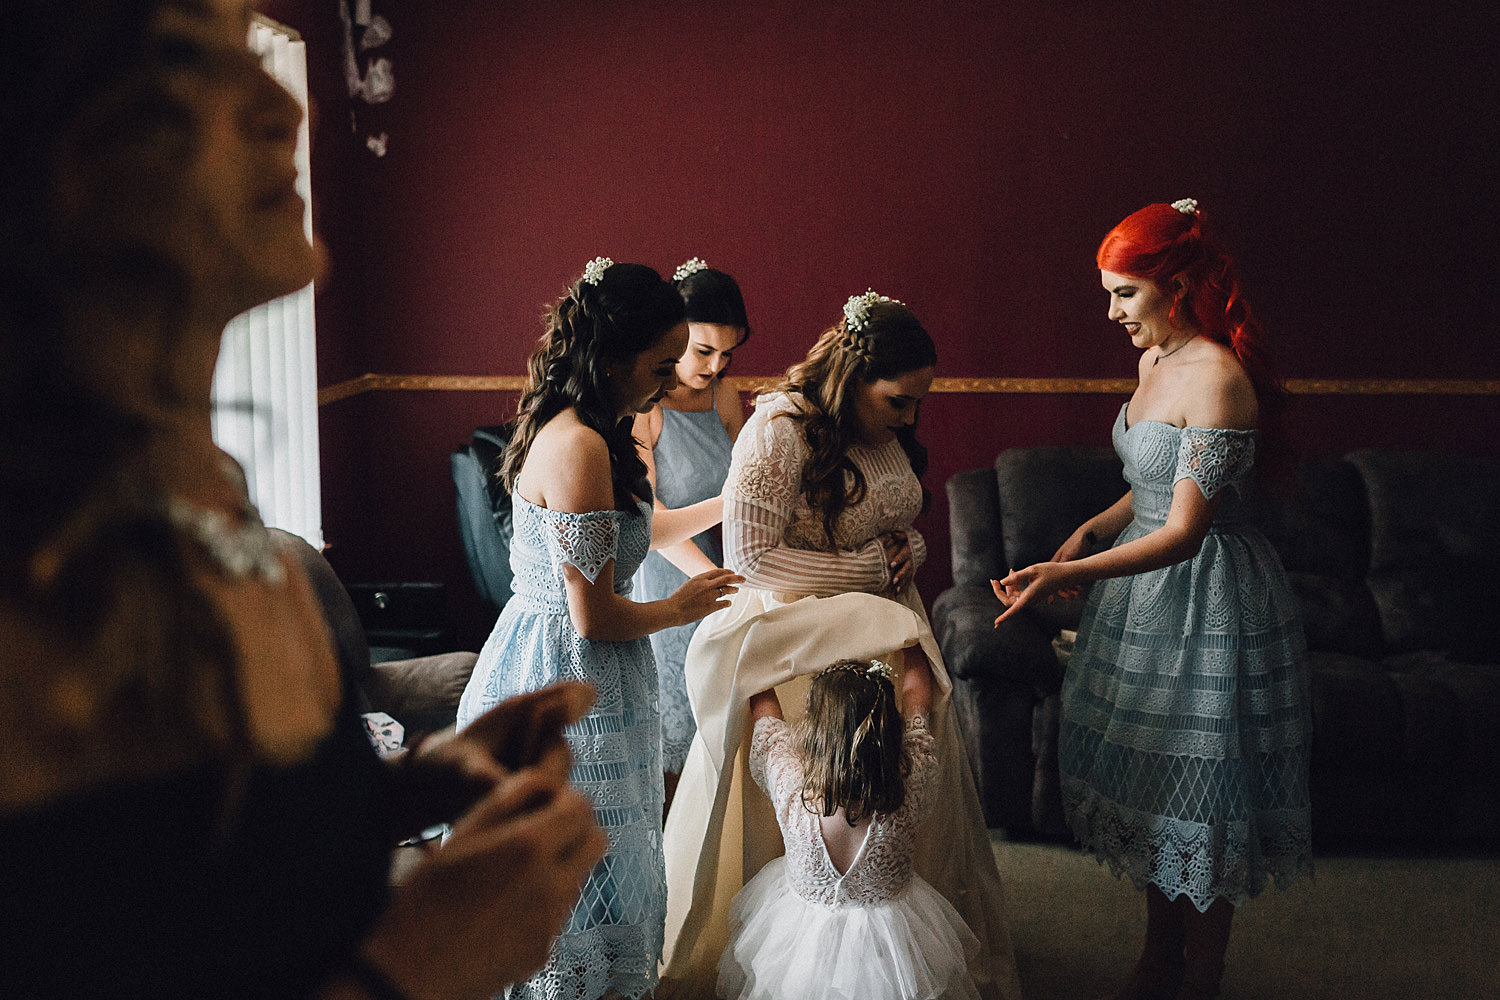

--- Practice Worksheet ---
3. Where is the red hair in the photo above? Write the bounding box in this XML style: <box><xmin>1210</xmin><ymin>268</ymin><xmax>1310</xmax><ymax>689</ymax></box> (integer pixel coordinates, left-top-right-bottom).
<box><xmin>1098</xmin><ymin>202</ymin><xmax>1292</xmax><ymax>479</ymax></box>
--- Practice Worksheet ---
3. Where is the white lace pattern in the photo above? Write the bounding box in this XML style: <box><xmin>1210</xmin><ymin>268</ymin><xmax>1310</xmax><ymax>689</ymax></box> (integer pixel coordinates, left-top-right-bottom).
<box><xmin>724</xmin><ymin>393</ymin><xmax>926</xmax><ymax>596</ymax></box>
<box><xmin>750</xmin><ymin>714</ymin><xmax>936</xmax><ymax>907</ymax></box>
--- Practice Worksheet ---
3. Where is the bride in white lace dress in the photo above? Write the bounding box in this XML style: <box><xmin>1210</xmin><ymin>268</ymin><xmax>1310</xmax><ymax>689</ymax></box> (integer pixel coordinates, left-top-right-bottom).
<box><xmin>659</xmin><ymin>293</ymin><xmax>1022</xmax><ymax>1000</ymax></box>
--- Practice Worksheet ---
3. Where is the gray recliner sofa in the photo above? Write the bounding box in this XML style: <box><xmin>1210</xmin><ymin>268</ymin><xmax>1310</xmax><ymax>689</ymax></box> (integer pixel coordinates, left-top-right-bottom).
<box><xmin>932</xmin><ymin>447</ymin><xmax>1500</xmax><ymax>849</ymax></box>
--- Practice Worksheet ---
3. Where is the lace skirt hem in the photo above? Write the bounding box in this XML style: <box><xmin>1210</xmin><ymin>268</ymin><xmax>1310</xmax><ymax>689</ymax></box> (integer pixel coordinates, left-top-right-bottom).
<box><xmin>1062</xmin><ymin>776</ymin><xmax>1314</xmax><ymax>912</ymax></box>
<box><xmin>505</xmin><ymin>925</ymin><xmax>663</xmax><ymax>1000</ymax></box>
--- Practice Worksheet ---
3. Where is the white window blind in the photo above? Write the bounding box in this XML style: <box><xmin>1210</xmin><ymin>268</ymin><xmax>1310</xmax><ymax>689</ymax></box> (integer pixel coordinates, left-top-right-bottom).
<box><xmin>211</xmin><ymin>17</ymin><xmax>323</xmax><ymax>548</ymax></box>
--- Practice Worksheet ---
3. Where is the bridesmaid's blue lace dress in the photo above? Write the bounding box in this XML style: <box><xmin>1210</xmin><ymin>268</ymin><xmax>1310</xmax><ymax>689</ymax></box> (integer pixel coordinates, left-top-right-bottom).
<box><xmin>633</xmin><ymin>399</ymin><xmax>733</xmax><ymax>773</ymax></box>
<box><xmin>457</xmin><ymin>494</ymin><xmax>664</xmax><ymax>1000</ymax></box>
<box><xmin>1059</xmin><ymin>404</ymin><xmax>1313</xmax><ymax>911</ymax></box>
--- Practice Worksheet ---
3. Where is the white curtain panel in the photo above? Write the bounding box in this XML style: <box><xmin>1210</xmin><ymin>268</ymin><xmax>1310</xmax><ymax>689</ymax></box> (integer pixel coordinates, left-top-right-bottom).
<box><xmin>211</xmin><ymin>19</ymin><xmax>323</xmax><ymax>548</ymax></box>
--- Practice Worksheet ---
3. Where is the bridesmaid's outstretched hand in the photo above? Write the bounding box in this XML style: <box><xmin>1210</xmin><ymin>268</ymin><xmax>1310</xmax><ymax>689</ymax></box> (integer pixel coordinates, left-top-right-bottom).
<box><xmin>991</xmin><ymin>562</ymin><xmax>1081</xmax><ymax>626</ymax></box>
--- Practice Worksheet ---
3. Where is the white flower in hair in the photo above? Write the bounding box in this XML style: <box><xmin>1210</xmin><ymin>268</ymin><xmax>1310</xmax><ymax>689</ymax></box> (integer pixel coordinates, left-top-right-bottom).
<box><xmin>673</xmin><ymin>257</ymin><xmax>709</xmax><ymax>282</ymax></box>
<box><xmin>843</xmin><ymin>289</ymin><xmax>903</xmax><ymax>332</ymax></box>
<box><xmin>581</xmin><ymin>256</ymin><xmax>613</xmax><ymax>286</ymax></box>
<box><xmin>1171</xmin><ymin>198</ymin><xmax>1199</xmax><ymax>216</ymax></box>
<box><xmin>866</xmin><ymin>658</ymin><xmax>894</xmax><ymax>680</ymax></box>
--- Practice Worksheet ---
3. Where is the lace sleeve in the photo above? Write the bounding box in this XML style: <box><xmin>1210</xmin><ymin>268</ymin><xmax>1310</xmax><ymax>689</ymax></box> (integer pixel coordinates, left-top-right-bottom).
<box><xmin>900</xmin><ymin>715</ymin><xmax>939</xmax><ymax>825</ymax></box>
<box><xmin>543</xmin><ymin>509</ymin><xmax>623</xmax><ymax>584</ymax></box>
<box><xmin>749</xmin><ymin>715</ymin><xmax>800</xmax><ymax>804</ymax></box>
<box><xmin>1174</xmin><ymin>427</ymin><xmax>1256</xmax><ymax>500</ymax></box>
<box><xmin>723</xmin><ymin>397</ymin><xmax>890</xmax><ymax>594</ymax></box>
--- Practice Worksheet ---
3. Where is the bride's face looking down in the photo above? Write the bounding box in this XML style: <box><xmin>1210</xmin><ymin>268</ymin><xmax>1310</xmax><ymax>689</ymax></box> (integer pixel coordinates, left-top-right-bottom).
<box><xmin>848</xmin><ymin>366</ymin><xmax>935</xmax><ymax>446</ymax></box>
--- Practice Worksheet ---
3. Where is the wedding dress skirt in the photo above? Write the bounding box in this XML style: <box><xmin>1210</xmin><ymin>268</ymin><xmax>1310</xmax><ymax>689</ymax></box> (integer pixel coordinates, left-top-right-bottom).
<box><xmin>658</xmin><ymin>589</ymin><xmax>1022</xmax><ymax>1000</ymax></box>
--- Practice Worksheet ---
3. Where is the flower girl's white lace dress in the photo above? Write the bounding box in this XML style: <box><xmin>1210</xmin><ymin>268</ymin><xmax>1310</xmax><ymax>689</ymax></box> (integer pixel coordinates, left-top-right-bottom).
<box><xmin>717</xmin><ymin>714</ymin><xmax>980</xmax><ymax>1000</ymax></box>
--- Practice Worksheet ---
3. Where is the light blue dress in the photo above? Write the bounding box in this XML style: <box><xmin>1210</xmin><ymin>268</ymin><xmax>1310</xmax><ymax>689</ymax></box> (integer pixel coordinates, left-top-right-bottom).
<box><xmin>457</xmin><ymin>494</ymin><xmax>664</xmax><ymax>1000</ymax></box>
<box><xmin>632</xmin><ymin>398</ymin><xmax>733</xmax><ymax>773</ymax></box>
<box><xmin>1059</xmin><ymin>403</ymin><xmax>1313</xmax><ymax>912</ymax></box>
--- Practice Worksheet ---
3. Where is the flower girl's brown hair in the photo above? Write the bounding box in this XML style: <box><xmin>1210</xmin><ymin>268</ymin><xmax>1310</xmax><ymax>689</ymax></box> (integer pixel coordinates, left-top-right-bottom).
<box><xmin>793</xmin><ymin>659</ymin><xmax>909</xmax><ymax>825</ymax></box>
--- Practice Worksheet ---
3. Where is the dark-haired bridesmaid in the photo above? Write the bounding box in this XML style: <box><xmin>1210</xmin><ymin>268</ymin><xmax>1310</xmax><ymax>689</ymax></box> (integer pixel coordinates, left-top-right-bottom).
<box><xmin>632</xmin><ymin>258</ymin><xmax>749</xmax><ymax>814</ymax></box>
<box><xmin>456</xmin><ymin>257</ymin><xmax>741</xmax><ymax>1000</ymax></box>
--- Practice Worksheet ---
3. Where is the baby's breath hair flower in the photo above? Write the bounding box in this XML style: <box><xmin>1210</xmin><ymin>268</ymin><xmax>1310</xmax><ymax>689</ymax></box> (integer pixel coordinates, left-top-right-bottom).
<box><xmin>866</xmin><ymin>658</ymin><xmax>894</xmax><ymax>681</ymax></box>
<box><xmin>843</xmin><ymin>289</ymin><xmax>903</xmax><ymax>332</ymax></box>
<box><xmin>581</xmin><ymin>256</ymin><xmax>613</xmax><ymax>286</ymax></box>
<box><xmin>673</xmin><ymin>257</ymin><xmax>709</xmax><ymax>282</ymax></box>
<box><xmin>1171</xmin><ymin>198</ymin><xmax>1199</xmax><ymax>216</ymax></box>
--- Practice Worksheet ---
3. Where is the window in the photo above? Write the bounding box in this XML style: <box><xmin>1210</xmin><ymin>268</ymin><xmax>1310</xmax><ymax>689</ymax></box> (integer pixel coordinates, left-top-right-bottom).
<box><xmin>211</xmin><ymin>16</ymin><xmax>323</xmax><ymax>548</ymax></box>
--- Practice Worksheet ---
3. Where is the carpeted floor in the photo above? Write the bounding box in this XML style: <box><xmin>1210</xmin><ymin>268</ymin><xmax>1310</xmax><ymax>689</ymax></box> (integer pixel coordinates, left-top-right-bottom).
<box><xmin>993</xmin><ymin>836</ymin><xmax>1500</xmax><ymax>1000</ymax></box>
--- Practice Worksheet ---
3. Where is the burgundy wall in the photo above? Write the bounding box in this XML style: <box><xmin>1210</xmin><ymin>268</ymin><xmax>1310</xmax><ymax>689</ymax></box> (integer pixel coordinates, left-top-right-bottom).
<box><xmin>264</xmin><ymin>1</ymin><xmax>1500</xmax><ymax>646</ymax></box>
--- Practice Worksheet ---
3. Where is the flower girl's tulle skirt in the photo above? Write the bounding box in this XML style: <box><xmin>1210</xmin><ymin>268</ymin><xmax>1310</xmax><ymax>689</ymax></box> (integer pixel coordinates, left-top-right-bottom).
<box><xmin>717</xmin><ymin>857</ymin><xmax>981</xmax><ymax>1000</ymax></box>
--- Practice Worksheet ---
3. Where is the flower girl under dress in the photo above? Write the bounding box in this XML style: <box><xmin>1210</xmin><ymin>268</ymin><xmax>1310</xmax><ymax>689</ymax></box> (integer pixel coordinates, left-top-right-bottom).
<box><xmin>717</xmin><ymin>714</ymin><xmax>980</xmax><ymax>1000</ymax></box>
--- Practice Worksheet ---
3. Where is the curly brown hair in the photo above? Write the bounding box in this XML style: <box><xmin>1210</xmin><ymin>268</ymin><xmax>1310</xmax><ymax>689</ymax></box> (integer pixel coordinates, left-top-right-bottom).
<box><xmin>792</xmin><ymin>659</ymin><xmax>909</xmax><ymax>825</ymax></box>
<box><xmin>762</xmin><ymin>300</ymin><xmax>936</xmax><ymax>547</ymax></box>
<box><xmin>502</xmin><ymin>261</ymin><xmax>687</xmax><ymax>512</ymax></box>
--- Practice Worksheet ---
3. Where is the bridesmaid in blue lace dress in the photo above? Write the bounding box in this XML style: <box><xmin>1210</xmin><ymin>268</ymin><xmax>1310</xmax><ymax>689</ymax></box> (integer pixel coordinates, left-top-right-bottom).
<box><xmin>633</xmin><ymin>260</ymin><xmax>749</xmax><ymax>812</ymax></box>
<box><xmin>996</xmin><ymin>201</ymin><xmax>1312</xmax><ymax>1000</ymax></box>
<box><xmin>457</xmin><ymin>259</ymin><xmax>741</xmax><ymax>1000</ymax></box>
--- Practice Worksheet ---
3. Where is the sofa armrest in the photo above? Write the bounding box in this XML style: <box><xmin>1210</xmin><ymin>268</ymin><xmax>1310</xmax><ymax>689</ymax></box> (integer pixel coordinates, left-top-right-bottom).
<box><xmin>363</xmin><ymin>651</ymin><xmax>479</xmax><ymax>741</ymax></box>
<box><xmin>932</xmin><ymin>584</ymin><xmax>1065</xmax><ymax>691</ymax></box>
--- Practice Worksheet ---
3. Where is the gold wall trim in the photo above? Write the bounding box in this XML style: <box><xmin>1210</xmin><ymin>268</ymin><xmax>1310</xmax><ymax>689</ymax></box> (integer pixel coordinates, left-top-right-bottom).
<box><xmin>319</xmin><ymin>373</ymin><xmax>1500</xmax><ymax>406</ymax></box>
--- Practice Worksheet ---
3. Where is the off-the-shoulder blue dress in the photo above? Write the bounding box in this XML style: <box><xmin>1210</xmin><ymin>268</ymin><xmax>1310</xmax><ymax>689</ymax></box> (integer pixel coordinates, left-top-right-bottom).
<box><xmin>457</xmin><ymin>494</ymin><xmax>664</xmax><ymax>1000</ymax></box>
<box><xmin>1059</xmin><ymin>403</ymin><xmax>1314</xmax><ymax>911</ymax></box>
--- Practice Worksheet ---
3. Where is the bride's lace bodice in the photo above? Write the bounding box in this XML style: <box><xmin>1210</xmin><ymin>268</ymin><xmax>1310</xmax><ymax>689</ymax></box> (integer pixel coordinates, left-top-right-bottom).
<box><xmin>724</xmin><ymin>392</ymin><xmax>927</xmax><ymax>596</ymax></box>
<box><xmin>749</xmin><ymin>714</ymin><xmax>936</xmax><ymax>907</ymax></box>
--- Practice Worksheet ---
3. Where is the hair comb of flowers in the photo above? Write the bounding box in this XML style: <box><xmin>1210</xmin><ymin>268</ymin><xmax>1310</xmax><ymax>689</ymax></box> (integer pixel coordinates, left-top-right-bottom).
<box><xmin>843</xmin><ymin>289</ymin><xmax>903</xmax><ymax>332</ymax></box>
<box><xmin>581</xmin><ymin>256</ymin><xmax>613</xmax><ymax>286</ymax></box>
<box><xmin>673</xmin><ymin>257</ymin><xmax>709</xmax><ymax>282</ymax></box>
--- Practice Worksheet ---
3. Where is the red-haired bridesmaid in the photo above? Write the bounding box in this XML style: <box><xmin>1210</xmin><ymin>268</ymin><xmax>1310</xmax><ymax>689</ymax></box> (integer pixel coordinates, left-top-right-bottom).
<box><xmin>996</xmin><ymin>200</ymin><xmax>1313</xmax><ymax>1000</ymax></box>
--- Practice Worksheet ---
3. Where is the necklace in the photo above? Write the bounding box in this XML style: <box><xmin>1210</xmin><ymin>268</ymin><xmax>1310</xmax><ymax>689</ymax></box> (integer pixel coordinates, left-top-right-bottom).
<box><xmin>1153</xmin><ymin>335</ymin><xmax>1197</xmax><ymax>366</ymax></box>
<box><xmin>167</xmin><ymin>456</ymin><xmax>285</xmax><ymax>584</ymax></box>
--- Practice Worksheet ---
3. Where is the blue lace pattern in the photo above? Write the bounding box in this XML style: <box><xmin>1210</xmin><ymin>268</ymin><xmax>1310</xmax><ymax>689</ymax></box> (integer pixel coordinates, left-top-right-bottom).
<box><xmin>632</xmin><ymin>404</ymin><xmax>733</xmax><ymax>773</ymax></box>
<box><xmin>457</xmin><ymin>495</ymin><xmax>664</xmax><ymax>1000</ymax></box>
<box><xmin>1058</xmin><ymin>406</ymin><xmax>1313</xmax><ymax>911</ymax></box>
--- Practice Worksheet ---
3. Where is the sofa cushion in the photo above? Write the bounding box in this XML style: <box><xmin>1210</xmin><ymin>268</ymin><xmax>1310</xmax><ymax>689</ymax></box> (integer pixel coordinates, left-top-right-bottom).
<box><xmin>1346</xmin><ymin>450</ymin><xmax>1500</xmax><ymax>573</ymax></box>
<box><xmin>994</xmin><ymin>446</ymin><xmax>1123</xmax><ymax>569</ymax></box>
<box><xmin>1423</xmin><ymin>658</ymin><xmax>1500</xmax><ymax>775</ymax></box>
<box><xmin>1395</xmin><ymin>654</ymin><xmax>1500</xmax><ymax>783</ymax></box>
<box><xmin>932</xmin><ymin>584</ymin><xmax>1063</xmax><ymax>689</ymax></box>
<box><xmin>993</xmin><ymin>446</ymin><xmax>1121</xmax><ymax>633</ymax></box>
<box><xmin>364</xmin><ymin>651</ymin><xmax>478</xmax><ymax>740</ymax></box>
<box><xmin>1366</xmin><ymin>562</ymin><xmax>1500</xmax><ymax>661</ymax></box>
<box><xmin>1307</xmin><ymin>652</ymin><xmax>1408</xmax><ymax>769</ymax></box>
<box><xmin>1256</xmin><ymin>457</ymin><xmax>1371</xmax><ymax>579</ymax></box>
<box><xmin>1287</xmin><ymin>571</ymin><xmax>1384</xmax><ymax>658</ymax></box>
